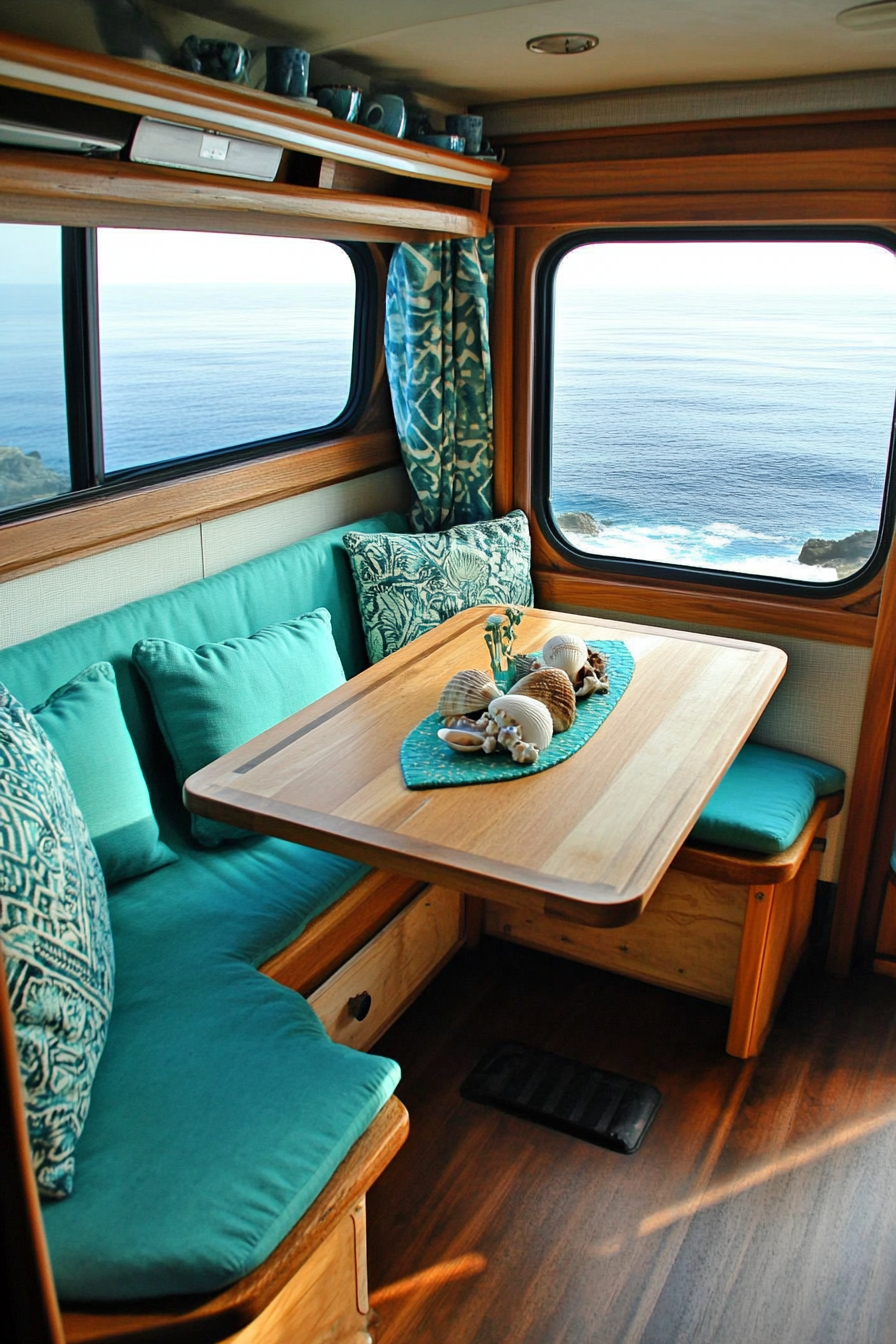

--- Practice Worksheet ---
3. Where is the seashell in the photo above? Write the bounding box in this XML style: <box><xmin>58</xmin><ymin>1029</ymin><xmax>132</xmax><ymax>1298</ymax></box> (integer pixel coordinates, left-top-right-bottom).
<box><xmin>437</xmin><ymin>727</ymin><xmax>486</xmax><ymax>753</ymax></box>
<box><xmin>488</xmin><ymin>694</ymin><xmax>553</xmax><ymax>751</ymax></box>
<box><xmin>438</xmin><ymin>669</ymin><xmax>500</xmax><ymax>720</ymax></box>
<box><xmin>512</xmin><ymin>668</ymin><xmax>576</xmax><ymax>732</ymax></box>
<box><xmin>511</xmin><ymin>739</ymin><xmax>539</xmax><ymax>765</ymax></box>
<box><xmin>541</xmin><ymin>633</ymin><xmax>589</xmax><ymax>682</ymax></box>
<box><xmin>512</xmin><ymin>652</ymin><xmax>542</xmax><ymax>683</ymax></box>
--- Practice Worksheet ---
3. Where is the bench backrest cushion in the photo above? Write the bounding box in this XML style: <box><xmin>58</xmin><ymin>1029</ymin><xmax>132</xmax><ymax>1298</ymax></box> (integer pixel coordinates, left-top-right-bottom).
<box><xmin>0</xmin><ymin>512</ymin><xmax>408</xmax><ymax>828</ymax></box>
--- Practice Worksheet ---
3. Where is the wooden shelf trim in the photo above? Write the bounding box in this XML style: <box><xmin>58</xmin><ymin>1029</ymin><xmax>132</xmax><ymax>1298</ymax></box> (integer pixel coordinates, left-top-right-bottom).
<box><xmin>534</xmin><ymin>569</ymin><xmax>877</xmax><ymax>648</ymax></box>
<box><xmin>0</xmin><ymin>148</ymin><xmax>488</xmax><ymax>240</ymax></box>
<box><xmin>0</xmin><ymin>429</ymin><xmax>401</xmax><ymax>584</ymax></box>
<box><xmin>0</xmin><ymin>30</ymin><xmax>508</xmax><ymax>192</ymax></box>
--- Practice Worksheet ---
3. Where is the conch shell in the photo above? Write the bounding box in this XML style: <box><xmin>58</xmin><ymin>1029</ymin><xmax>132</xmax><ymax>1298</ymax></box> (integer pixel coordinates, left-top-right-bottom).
<box><xmin>488</xmin><ymin>694</ymin><xmax>553</xmax><ymax>751</ymax></box>
<box><xmin>576</xmin><ymin>649</ymin><xmax>610</xmax><ymax>699</ymax></box>
<box><xmin>541</xmin><ymin>633</ymin><xmax>589</xmax><ymax>681</ymax></box>
<box><xmin>438</xmin><ymin>669</ymin><xmax>500</xmax><ymax>720</ymax></box>
<box><xmin>511</xmin><ymin>668</ymin><xmax>576</xmax><ymax>732</ymax></box>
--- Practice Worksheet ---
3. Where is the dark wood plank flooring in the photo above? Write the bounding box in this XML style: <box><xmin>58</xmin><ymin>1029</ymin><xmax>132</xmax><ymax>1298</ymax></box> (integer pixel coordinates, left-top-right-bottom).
<box><xmin>366</xmin><ymin>939</ymin><xmax>896</xmax><ymax>1344</ymax></box>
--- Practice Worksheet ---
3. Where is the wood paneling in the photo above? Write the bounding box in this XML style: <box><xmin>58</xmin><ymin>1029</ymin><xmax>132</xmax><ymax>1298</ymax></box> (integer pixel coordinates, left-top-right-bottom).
<box><xmin>308</xmin><ymin>886</ymin><xmax>465</xmax><ymax>1051</ymax></box>
<box><xmin>491</xmin><ymin>225</ymin><xmax>515</xmax><ymax>518</ymax></box>
<box><xmin>535</xmin><ymin>569</ymin><xmax>877</xmax><ymax>648</ymax></box>
<box><xmin>495</xmin><ymin>189</ymin><xmax>896</xmax><ymax>228</ymax></box>
<box><xmin>0</xmin><ymin>149</ymin><xmax>489</xmax><ymax>241</ymax></box>
<box><xmin>484</xmin><ymin>870</ymin><xmax>748</xmax><ymax>1004</ymax></box>
<box><xmin>0</xmin><ymin>430</ymin><xmax>401</xmax><ymax>584</ymax></box>
<box><xmin>828</xmin><ymin>533</ymin><xmax>896</xmax><ymax>973</ymax></box>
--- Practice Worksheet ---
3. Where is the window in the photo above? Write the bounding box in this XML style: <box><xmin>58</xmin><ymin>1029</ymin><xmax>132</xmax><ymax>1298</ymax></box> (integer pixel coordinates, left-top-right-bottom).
<box><xmin>537</xmin><ymin>231</ymin><xmax>896</xmax><ymax>590</ymax></box>
<box><xmin>0</xmin><ymin>224</ymin><xmax>70</xmax><ymax>511</ymax></box>
<box><xmin>0</xmin><ymin>224</ymin><xmax>371</xmax><ymax>520</ymax></box>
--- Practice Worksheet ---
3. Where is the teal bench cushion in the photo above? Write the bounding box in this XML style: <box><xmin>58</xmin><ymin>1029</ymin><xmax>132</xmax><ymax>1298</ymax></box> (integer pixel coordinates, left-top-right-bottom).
<box><xmin>690</xmin><ymin>742</ymin><xmax>846</xmax><ymax>855</ymax></box>
<box><xmin>42</xmin><ymin>835</ymin><xmax>396</xmax><ymax>1300</ymax></box>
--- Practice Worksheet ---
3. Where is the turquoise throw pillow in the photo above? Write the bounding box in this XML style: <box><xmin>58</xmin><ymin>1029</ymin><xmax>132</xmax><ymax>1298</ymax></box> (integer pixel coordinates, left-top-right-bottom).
<box><xmin>133</xmin><ymin>609</ymin><xmax>346</xmax><ymax>847</ymax></box>
<box><xmin>33</xmin><ymin>663</ymin><xmax>177</xmax><ymax>888</ymax></box>
<box><xmin>343</xmin><ymin>510</ymin><xmax>534</xmax><ymax>662</ymax></box>
<box><xmin>0</xmin><ymin>684</ymin><xmax>114</xmax><ymax>1200</ymax></box>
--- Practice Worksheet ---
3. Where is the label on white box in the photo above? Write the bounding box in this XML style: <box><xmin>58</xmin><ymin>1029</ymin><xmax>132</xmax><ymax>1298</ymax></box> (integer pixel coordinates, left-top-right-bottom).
<box><xmin>199</xmin><ymin>133</ymin><xmax>229</xmax><ymax>161</ymax></box>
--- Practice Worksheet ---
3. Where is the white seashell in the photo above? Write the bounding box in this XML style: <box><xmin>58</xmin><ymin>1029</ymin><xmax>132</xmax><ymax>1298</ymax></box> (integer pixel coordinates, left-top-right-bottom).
<box><xmin>511</xmin><ymin>739</ymin><xmax>539</xmax><ymax>765</ymax></box>
<box><xmin>438</xmin><ymin>727</ymin><xmax>487</xmax><ymax>753</ymax></box>
<box><xmin>541</xmin><ymin>634</ymin><xmax>589</xmax><ymax>681</ymax></box>
<box><xmin>487</xmin><ymin>694</ymin><xmax>553</xmax><ymax>751</ymax></box>
<box><xmin>512</xmin><ymin>668</ymin><xmax>576</xmax><ymax>732</ymax></box>
<box><xmin>438</xmin><ymin>669</ymin><xmax>500</xmax><ymax>720</ymax></box>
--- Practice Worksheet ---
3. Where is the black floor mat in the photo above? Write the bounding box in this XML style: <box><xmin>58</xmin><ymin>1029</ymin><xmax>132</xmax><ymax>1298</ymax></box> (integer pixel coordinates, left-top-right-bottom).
<box><xmin>461</xmin><ymin>1041</ymin><xmax>662</xmax><ymax>1154</ymax></box>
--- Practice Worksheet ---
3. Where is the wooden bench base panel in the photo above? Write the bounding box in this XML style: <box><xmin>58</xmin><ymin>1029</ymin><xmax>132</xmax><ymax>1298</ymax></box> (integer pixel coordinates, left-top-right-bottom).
<box><xmin>226</xmin><ymin>1200</ymin><xmax>369</xmax><ymax>1344</ymax></box>
<box><xmin>484</xmin><ymin>817</ymin><xmax>831</xmax><ymax>1060</ymax></box>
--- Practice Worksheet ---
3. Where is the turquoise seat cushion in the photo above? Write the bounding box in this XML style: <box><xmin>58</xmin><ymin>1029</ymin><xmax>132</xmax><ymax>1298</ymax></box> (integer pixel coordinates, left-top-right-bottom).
<box><xmin>0</xmin><ymin>512</ymin><xmax>409</xmax><ymax>821</ymax></box>
<box><xmin>33</xmin><ymin>663</ymin><xmax>177</xmax><ymax>886</ymax></box>
<box><xmin>133</xmin><ymin>609</ymin><xmax>346</xmax><ymax>847</ymax></box>
<box><xmin>343</xmin><ymin>510</ymin><xmax>534</xmax><ymax>662</ymax></box>
<box><xmin>0</xmin><ymin>686</ymin><xmax>114</xmax><ymax>1200</ymax></box>
<box><xmin>690</xmin><ymin>742</ymin><xmax>846</xmax><ymax>855</ymax></box>
<box><xmin>42</xmin><ymin>836</ymin><xmax>398</xmax><ymax>1300</ymax></box>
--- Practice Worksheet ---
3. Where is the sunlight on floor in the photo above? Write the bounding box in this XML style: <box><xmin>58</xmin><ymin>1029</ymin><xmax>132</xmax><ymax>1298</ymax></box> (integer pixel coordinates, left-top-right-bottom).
<box><xmin>369</xmin><ymin>1252</ymin><xmax>488</xmax><ymax>1307</ymax></box>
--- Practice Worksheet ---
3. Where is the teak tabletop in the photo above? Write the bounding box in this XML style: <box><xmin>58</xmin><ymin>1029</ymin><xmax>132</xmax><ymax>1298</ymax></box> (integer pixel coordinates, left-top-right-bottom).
<box><xmin>185</xmin><ymin>607</ymin><xmax>787</xmax><ymax>927</ymax></box>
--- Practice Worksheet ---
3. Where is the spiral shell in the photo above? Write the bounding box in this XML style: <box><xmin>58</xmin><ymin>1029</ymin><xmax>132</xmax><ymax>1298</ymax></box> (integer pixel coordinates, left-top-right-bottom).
<box><xmin>541</xmin><ymin>634</ymin><xmax>589</xmax><ymax>682</ymax></box>
<box><xmin>511</xmin><ymin>652</ymin><xmax>542</xmax><ymax>683</ymax></box>
<box><xmin>438</xmin><ymin>669</ymin><xmax>500</xmax><ymax>720</ymax></box>
<box><xmin>511</xmin><ymin>669</ymin><xmax>576</xmax><ymax>732</ymax></box>
<box><xmin>488</xmin><ymin>694</ymin><xmax>553</xmax><ymax>751</ymax></box>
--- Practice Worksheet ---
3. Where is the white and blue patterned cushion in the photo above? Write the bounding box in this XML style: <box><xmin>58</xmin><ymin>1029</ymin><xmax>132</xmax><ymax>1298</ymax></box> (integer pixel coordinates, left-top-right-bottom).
<box><xmin>343</xmin><ymin>511</ymin><xmax>535</xmax><ymax>663</ymax></box>
<box><xmin>0</xmin><ymin>684</ymin><xmax>114</xmax><ymax>1199</ymax></box>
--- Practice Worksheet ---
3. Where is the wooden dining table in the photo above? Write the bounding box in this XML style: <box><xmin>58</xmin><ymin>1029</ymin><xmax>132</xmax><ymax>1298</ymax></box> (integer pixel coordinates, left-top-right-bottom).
<box><xmin>185</xmin><ymin>606</ymin><xmax>787</xmax><ymax>930</ymax></box>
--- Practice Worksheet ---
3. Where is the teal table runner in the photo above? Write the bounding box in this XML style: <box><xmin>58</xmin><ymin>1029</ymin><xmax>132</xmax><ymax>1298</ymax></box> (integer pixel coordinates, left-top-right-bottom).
<box><xmin>401</xmin><ymin>640</ymin><xmax>635</xmax><ymax>790</ymax></box>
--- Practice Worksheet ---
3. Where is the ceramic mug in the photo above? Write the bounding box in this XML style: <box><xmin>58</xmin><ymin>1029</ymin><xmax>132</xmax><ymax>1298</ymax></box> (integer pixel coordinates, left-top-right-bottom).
<box><xmin>177</xmin><ymin>36</ymin><xmax>247</xmax><ymax>83</ymax></box>
<box><xmin>361</xmin><ymin>94</ymin><xmax>407</xmax><ymax>139</ymax></box>
<box><xmin>264</xmin><ymin>46</ymin><xmax>310</xmax><ymax>99</ymax></box>
<box><xmin>418</xmin><ymin>133</ymin><xmax>466</xmax><ymax>154</ymax></box>
<box><xmin>445</xmin><ymin>114</ymin><xmax>483</xmax><ymax>156</ymax></box>
<box><xmin>313</xmin><ymin>85</ymin><xmax>363</xmax><ymax>122</ymax></box>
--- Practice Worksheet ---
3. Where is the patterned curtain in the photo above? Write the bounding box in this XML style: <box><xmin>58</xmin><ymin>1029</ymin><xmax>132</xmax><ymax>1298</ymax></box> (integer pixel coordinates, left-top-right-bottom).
<box><xmin>384</xmin><ymin>236</ymin><xmax>495</xmax><ymax>532</ymax></box>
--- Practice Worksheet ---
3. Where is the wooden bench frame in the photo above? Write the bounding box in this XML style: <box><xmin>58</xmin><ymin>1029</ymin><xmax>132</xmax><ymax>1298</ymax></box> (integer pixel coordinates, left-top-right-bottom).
<box><xmin>478</xmin><ymin>793</ymin><xmax>843</xmax><ymax>1059</ymax></box>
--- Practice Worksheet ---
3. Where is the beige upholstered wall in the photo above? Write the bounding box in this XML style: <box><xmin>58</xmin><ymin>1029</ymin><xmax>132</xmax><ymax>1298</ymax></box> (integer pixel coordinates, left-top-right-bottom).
<box><xmin>0</xmin><ymin>465</ymin><xmax>410</xmax><ymax>648</ymax></box>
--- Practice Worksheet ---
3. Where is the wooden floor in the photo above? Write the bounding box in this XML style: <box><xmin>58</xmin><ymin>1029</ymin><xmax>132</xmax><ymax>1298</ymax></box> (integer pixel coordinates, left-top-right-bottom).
<box><xmin>366</xmin><ymin>939</ymin><xmax>896</xmax><ymax>1344</ymax></box>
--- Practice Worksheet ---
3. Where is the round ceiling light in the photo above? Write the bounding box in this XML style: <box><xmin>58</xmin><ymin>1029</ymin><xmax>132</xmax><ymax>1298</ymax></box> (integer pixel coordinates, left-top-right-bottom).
<box><xmin>836</xmin><ymin>2</ymin><xmax>896</xmax><ymax>28</ymax></box>
<box><xmin>526</xmin><ymin>33</ymin><xmax>599</xmax><ymax>55</ymax></box>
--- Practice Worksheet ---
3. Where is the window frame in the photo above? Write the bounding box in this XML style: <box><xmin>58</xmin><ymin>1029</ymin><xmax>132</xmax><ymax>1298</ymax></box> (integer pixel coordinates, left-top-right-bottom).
<box><xmin>533</xmin><ymin>224</ymin><xmax>896</xmax><ymax>600</ymax></box>
<box><xmin>1</xmin><ymin>226</ymin><xmax>376</xmax><ymax>524</ymax></box>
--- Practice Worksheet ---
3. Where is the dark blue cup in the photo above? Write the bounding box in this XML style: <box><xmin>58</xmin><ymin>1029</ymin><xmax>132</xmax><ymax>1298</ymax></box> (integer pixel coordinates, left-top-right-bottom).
<box><xmin>445</xmin><ymin>114</ymin><xmax>484</xmax><ymax>156</ymax></box>
<box><xmin>177</xmin><ymin>37</ymin><xmax>247</xmax><ymax>83</ymax></box>
<box><xmin>264</xmin><ymin>47</ymin><xmax>310</xmax><ymax>99</ymax></box>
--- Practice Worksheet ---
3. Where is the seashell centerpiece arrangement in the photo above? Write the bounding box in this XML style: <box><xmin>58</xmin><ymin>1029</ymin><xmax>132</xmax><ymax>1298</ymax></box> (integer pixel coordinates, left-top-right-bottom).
<box><xmin>435</xmin><ymin>613</ymin><xmax>611</xmax><ymax>767</ymax></box>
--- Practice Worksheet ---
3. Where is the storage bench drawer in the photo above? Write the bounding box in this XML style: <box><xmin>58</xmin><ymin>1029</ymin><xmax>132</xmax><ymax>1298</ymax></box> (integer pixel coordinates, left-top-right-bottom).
<box><xmin>308</xmin><ymin>885</ymin><xmax>464</xmax><ymax>1050</ymax></box>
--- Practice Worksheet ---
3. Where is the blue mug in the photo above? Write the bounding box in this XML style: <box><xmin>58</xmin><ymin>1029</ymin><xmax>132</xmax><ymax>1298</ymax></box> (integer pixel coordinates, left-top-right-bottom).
<box><xmin>313</xmin><ymin>85</ymin><xmax>362</xmax><ymax>122</ymax></box>
<box><xmin>177</xmin><ymin>37</ymin><xmax>247</xmax><ymax>83</ymax></box>
<box><xmin>361</xmin><ymin>94</ymin><xmax>407</xmax><ymax>139</ymax></box>
<box><xmin>265</xmin><ymin>47</ymin><xmax>310</xmax><ymax>99</ymax></box>
<box><xmin>445</xmin><ymin>114</ymin><xmax>484</xmax><ymax>156</ymax></box>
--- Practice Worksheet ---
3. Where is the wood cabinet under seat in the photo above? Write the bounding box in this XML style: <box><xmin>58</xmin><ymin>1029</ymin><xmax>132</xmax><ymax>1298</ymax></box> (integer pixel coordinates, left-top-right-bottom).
<box><xmin>308</xmin><ymin>885</ymin><xmax>465</xmax><ymax>1051</ymax></box>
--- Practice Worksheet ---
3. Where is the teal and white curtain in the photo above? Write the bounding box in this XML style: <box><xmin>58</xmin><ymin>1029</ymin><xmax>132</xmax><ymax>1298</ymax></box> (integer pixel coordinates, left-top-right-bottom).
<box><xmin>384</xmin><ymin>236</ymin><xmax>495</xmax><ymax>532</ymax></box>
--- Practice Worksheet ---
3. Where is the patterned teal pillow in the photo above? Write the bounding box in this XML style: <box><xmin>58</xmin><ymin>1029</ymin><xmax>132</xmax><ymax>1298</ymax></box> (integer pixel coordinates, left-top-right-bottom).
<box><xmin>343</xmin><ymin>510</ymin><xmax>534</xmax><ymax>662</ymax></box>
<box><xmin>0</xmin><ymin>684</ymin><xmax>114</xmax><ymax>1200</ymax></box>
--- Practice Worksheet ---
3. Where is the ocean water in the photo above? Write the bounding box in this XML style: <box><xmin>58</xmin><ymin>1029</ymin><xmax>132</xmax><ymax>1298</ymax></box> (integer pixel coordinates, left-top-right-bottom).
<box><xmin>0</xmin><ymin>281</ymin><xmax>355</xmax><ymax>483</ymax></box>
<box><xmin>551</xmin><ymin>286</ymin><xmax>896</xmax><ymax>581</ymax></box>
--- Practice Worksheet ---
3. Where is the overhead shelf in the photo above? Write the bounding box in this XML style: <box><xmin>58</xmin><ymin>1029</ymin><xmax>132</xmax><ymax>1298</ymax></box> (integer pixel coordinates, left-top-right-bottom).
<box><xmin>0</xmin><ymin>29</ymin><xmax>508</xmax><ymax>240</ymax></box>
